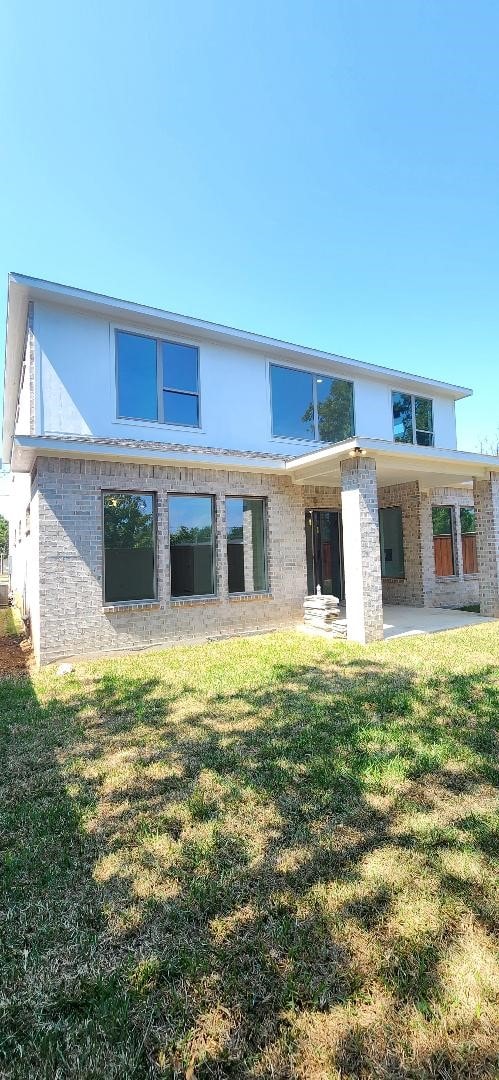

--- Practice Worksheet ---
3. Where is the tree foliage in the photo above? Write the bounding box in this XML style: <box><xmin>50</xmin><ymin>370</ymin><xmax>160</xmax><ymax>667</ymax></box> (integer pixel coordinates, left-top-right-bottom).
<box><xmin>0</xmin><ymin>515</ymin><xmax>8</xmax><ymax>556</ymax></box>
<box><xmin>104</xmin><ymin>494</ymin><xmax>153</xmax><ymax>549</ymax></box>
<box><xmin>302</xmin><ymin>379</ymin><xmax>354</xmax><ymax>442</ymax></box>
<box><xmin>170</xmin><ymin>524</ymin><xmax>212</xmax><ymax>546</ymax></box>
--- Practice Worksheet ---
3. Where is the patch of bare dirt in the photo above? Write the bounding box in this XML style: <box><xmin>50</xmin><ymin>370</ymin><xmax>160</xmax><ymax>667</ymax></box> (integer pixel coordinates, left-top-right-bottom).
<box><xmin>0</xmin><ymin>632</ymin><xmax>33</xmax><ymax>675</ymax></box>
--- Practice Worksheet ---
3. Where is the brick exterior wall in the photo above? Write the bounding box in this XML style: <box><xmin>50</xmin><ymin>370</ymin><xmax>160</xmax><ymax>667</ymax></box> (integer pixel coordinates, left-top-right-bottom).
<box><xmin>340</xmin><ymin>456</ymin><xmax>384</xmax><ymax>643</ymax></box>
<box><xmin>28</xmin><ymin>454</ymin><xmax>490</xmax><ymax>664</ymax></box>
<box><xmin>473</xmin><ymin>473</ymin><xmax>499</xmax><ymax>617</ymax></box>
<box><xmin>33</xmin><ymin>456</ymin><xmax>341</xmax><ymax>665</ymax></box>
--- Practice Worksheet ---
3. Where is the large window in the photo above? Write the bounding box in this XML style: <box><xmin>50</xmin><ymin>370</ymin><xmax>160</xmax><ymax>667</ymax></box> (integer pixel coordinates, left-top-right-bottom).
<box><xmin>460</xmin><ymin>506</ymin><xmax>478</xmax><ymax>574</ymax></box>
<box><xmin>226</xmin><ymin>497</ymin><xmax>268</xmax><ymax>594</ymax></box>
<box><xmin>270</xmin><ymin>364</ymin><xmax>354</xmax><ymax>442</ymax></box>
<box><xmin>116</xmin><ymin>330</ymin><xmax>200</xmax><ymax>427</ymax></box>
<box><xmin>103</xmin><ymin>493</ymin><xmax>155</xmax><ymax>603</ymax></box>
<box><xmin>169</xmin><ymin>495</ymin><xmax>215</xmax><ymax>597</ymax></box>
<box><xmin>432</xmin><ymin>506</ymin><xmax>455</xmax><ymax>576</ymax></box>
<box><xmin>379</xmin><ymin>506</ymin><xmax>405</xmax><ymax>578</ymax></box>
<box><xmin>392</xmin><ymin>392</ymin><xmax>434</xmax><ymax>446</ymax></box>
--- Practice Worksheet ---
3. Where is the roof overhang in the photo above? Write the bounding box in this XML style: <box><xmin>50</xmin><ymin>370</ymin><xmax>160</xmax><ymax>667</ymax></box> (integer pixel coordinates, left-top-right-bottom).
<box><xmin>11</xmin><ymin>435</ymin><xmax>289</xmax><ymax>474</ymax></box>
<box><xmin>285</xmin><ymin>437</ymin><xmax>499</xmax><ymax>489</ymax></box>
<box><xmin>3</xmin><ymin>272</ymin><xmax>473</xmax><ymax>465</ymax></box>
<box><xmin>10</xmin><ymin>433</ymin><xmax>499</xmax><ymax>490</ymax></box>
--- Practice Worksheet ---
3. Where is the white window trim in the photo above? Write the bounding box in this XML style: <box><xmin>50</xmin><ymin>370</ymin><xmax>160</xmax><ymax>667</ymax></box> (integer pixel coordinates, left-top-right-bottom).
<box><xmin>268</xmin><ymin>360</ymin><xmax>356</xmax><ymax>444</ymax></box>
<box><xmin>113</xmin><ymin>324</ymin><xmax>202</xmax><ymax>430</ymax></box>
<box><xmin>392</xmin><ymin>390</ymin><xmax>434</xmax><ymax>447</ymax></box>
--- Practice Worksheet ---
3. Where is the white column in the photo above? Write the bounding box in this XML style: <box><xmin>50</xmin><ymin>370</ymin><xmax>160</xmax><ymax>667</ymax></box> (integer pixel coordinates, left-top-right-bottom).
<box><xmin>341</xmin><ymin>456</ymin><xmax>384</xmax><ymax>643</ymax></box>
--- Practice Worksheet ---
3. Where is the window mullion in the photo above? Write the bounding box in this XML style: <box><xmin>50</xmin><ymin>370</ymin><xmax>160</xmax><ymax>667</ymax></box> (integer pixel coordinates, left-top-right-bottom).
<box><xmin>157</xmin><ymin>339</ymin><xmax>164</xmax><ymax>423</ymax></box>
<box><xmin>313</xmin><ymin>376</ymin><xmax>319</xmax><ymax>441</ymax></box>
<box><xmin>412</xmin><ymin>395</ymin><xmax>417</xmax><ymax>443</ymax></box>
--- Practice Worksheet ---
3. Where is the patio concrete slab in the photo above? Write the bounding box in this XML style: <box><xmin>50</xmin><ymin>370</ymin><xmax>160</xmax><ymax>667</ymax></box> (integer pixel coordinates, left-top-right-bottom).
<box><xmin>382</xmin><ymin>605</ymin><xmax>494</xmax><ymax>639</ymax></box>
<box><xmin>297</xmin><ymin>605</ymin><xmax>495</xmax><ymax>642</ymax></box>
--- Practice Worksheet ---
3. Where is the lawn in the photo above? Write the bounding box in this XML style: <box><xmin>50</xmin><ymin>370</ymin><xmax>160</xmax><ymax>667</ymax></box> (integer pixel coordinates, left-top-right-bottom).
<box><xmin>0</xmin><ymin>626</ymin><xmax>498</xmax><ymax>1079</ymax></box>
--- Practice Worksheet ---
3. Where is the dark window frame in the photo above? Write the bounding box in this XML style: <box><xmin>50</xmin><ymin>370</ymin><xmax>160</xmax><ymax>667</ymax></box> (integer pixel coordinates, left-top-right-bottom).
<box><xmin>168</xmin><ymin>493</ymin><xmax>216</xmax><ymax>600</ymax></box>
<box><xmin>432</xmin><ymin>504</ymin><xmax>456</xmax><ymax>577</ymax></box>
<box><xmin>226</xmin><ymin>495</ymin><xmax>269</xmax><ymax>595</ymax></box>
<box><xmin>460</xmin><ymin>506</ymin><xmax>478</xmax><ymax>576</ymax></box>
<box><xmin>115</xmin><ymin>328</ymin><xmax>201</xmax><ymax>428</ymax></box>
<box><xmin>270</xmin><ymin>362</ymin><xmax>355</xmax><ymax>443</ymax></box>
<box><xmin>102</xmin><ymin>490</ymin><xmax>157</xmax><ymax>605</ymax></box>
<box><xmin>379</xmin><ymin>505</ymin><xmax>405</xmax><ymax>579</ymax></box>
<box><xmin>392</xmin><ymin>391</ymin><xmax>434</xmax><ymax>447</ymax></box>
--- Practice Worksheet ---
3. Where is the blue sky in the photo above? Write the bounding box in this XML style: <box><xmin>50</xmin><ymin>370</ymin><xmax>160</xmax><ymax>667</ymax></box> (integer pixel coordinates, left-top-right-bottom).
<box><xmin>1</xmin><ymin>0</ymin><xmax>498</xmax><ymax>452</ymax></box>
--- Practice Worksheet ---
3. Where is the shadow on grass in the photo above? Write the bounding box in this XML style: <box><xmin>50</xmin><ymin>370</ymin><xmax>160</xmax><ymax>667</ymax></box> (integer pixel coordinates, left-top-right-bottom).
<box><xmin>0</xmin><ymin>639</ymin><xmax>498</xmax><ymax>1077</ymax></box>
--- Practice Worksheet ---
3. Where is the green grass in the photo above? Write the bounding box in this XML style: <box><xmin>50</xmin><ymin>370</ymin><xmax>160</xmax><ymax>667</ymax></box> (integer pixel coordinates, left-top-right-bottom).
<box><xmin>0</xmin><ymin>606</ymin><xmax>23</xmax><ymax>637</ymax></box>
<box><xmin>0</xmin><ymin>626</ymin><xmax>498</xmax><ymax>1078</ymax></box>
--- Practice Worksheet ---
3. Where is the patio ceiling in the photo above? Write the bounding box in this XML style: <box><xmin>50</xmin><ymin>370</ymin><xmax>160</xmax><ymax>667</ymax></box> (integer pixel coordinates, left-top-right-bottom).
<box><xmin>285</xmin><ymin>437</ymin><xmax>499</xmax><ymax>490</ymax></box>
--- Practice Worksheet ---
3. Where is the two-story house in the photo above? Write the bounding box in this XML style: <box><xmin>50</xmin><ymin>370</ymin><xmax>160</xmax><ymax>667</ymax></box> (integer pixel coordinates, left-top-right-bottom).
<box><xmin>3</xmin><ymin>273</ymin><xmax>499</xmax><ymax>665</ymax></box>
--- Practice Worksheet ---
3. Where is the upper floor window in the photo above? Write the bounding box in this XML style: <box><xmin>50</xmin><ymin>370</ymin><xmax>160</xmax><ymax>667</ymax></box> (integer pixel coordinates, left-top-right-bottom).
<box><xmin>270</xmin><ymin>364</ymin><xmax>354</xmax><ymax>442</ymax></box>
<box><xmin>392</xmin><ymin>392</ymin><xmax>434</xmax><ymax>446</ymax></box>
<box><xmin>116</xmin><ymin>330</ymin><xmax>200</xmax><ymax>427</ymax></box>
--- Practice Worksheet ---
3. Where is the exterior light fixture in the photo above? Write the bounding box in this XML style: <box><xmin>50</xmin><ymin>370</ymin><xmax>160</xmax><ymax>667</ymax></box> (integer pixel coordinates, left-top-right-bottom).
<box><xmin>348</xmin><ymin>446</ymin><xmax>367</xmax><ymax>458</ymax></box>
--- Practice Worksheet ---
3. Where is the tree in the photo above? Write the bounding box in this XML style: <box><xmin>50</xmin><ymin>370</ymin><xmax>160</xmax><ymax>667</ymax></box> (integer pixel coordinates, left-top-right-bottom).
<box><xmin>170</xmin><ymin>524</ymin><xmax>212</xmax><ymax>545</ymax></box>
<box><xmin>104</xmin><ymin>494</ymin><xmax>153</xmax><ymax>549</ymax></box>
<box><xmin>479</xmin><ymin>431</ymin><xmax>499</xmax><ymax>456</ymax></box>
<box><xmin>0</xmin><ymin>515</ymin><xmax>8</xmax><ymax>556</ymax></box>
<box><xmin>302</xmin><ymin>379</ymin><xmax>355</xmax><ymax>442</ymax></box>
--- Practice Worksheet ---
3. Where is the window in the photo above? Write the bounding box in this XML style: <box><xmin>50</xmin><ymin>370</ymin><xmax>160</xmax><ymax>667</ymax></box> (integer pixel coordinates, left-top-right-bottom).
<box><xmin>379</xmin><ymin>507</ymin><xmax>405</xmax><ymax>578</ymax></box>
<box><xmin>116</xmin><ymin>330</ymin><xmax>200</xmax><ymax>426</ymax></box>
<box><xmin>392</xmin><ymin>392</ymin><xmax>434</xmax><ymax>446</ymax></box>
<box><xmin>432</xmin><ymin>506</ymin><xmax>455</xmax><ymax>576</ymax></box>
<box><xmin>270</xmin><ymin>364</ymin><xmax>354</xmax><ymax>442</ymax></box>
<box><xmin>460</xmin><ymin>507</ymin><xmax>478</xmax><ymax>574</ymax></box>
<box><xmin>226</xmin><ymin>497</ymin><xmax>268</xmax><ymax>593</ymax></box>
<box><xmin>103</xmin><ymin>493</ymin><xmax>156</xmax><ymax>603</ymax></box>
<box><xmin>169</xmin><ymin>495</ymin><xmax>215</xmax><ymax>597</ymax></box>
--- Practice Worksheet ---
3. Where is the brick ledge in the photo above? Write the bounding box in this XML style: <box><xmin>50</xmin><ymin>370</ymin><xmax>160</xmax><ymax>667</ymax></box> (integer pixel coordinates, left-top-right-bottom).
<box><xmin>103</xmin><ymin>601</ymin><xmax>160</xmax><ymax>614</ymax></box>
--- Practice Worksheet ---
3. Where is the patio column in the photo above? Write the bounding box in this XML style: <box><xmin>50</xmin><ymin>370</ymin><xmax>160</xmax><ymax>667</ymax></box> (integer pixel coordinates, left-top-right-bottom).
<box><xmin>473</xmin><ymin>472</ymin><xmax>499</xmax><ymax>617</ymax></box>
<box><xmin>340</xmin><ymin>455</ymin><xmax>384</xmax><ymax>643</ymax></box>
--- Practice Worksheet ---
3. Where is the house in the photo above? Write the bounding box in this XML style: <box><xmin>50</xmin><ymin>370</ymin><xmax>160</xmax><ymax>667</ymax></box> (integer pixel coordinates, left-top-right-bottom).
<box><xmin>3</xmin><ymin>272</ymin><xmax>499</xmax><ymax>665</ymax></box>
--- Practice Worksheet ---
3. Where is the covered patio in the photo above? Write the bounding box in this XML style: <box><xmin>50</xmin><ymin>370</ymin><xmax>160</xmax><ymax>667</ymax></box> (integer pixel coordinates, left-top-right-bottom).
<box><xmin>382</xmin><ymin>603</ymin><xmax>492</xmax><ymax>639</ymax></box>
<box><xmin>287</xmin><ymin>437</ymin><xmax>499</xmax><ymax>644</ymax></box>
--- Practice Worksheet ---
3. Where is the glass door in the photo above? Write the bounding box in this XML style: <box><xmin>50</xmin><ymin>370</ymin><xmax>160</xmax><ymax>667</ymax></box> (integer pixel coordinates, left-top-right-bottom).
<box><xmin>305</xmin><ymin>510</ymin><xmax>343</xmax><ymax>600</ymax></box>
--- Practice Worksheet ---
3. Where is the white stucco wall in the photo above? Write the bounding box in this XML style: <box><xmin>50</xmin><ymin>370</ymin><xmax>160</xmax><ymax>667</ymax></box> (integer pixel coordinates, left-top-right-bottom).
<box><xmin>8</xmin><ymin>471</ymin><xmax>33</xmax><ymax>617</ymax></box>
<box><xmin>33</xmin><ymin>301</ymin><xmax>458</xmax><ymax>454</ymax></box>
<box><xmin>14</xmin><ymin>332</ymin><xmax>31</xmax><ymax>437</ymax></box>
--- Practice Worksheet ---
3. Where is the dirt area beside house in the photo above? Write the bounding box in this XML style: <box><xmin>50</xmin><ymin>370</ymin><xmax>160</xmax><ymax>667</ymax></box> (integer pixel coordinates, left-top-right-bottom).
<box><xmin>0</xmin><ymin>607</ymin><xmax>33</xmax><ymax>674</ymax></box>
